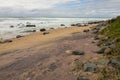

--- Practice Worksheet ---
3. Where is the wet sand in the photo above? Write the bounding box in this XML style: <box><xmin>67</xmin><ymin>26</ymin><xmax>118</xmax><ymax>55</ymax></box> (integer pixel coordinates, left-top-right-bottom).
<box><xmin>0</xmin><ymin>24</ymin><xmax>102</xmax><ymax>80</ymax></box>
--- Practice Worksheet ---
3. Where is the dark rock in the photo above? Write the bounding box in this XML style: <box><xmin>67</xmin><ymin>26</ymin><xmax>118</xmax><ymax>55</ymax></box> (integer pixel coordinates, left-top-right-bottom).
<box><xmin>43</xmin><ymin>32</ymin><xmax>49</xmax><ymax>35</ymax></box>
<box><xmin>16</xmin><ymin>35</ymin><xmax>23</xmax><ymax>38</ymax></box>
<box><xmin>60</xmin><ymin>24</ymin><xmax>65</xmax><ymax>26</ymax></box>
<box><xmin>40</xmin><ymin>28</ymin><xmax>46</xmax><ymax>32</ymax></box>
<box><xmin>10</xmin><ymin>25</ymin><xmax>14</xmax><ymax>28</ymax></box>
<box><xmin>50</xmin><ymin>28</ymin><xmax>54</xmax><ymax>29</ymax></box>
<box><xmin>91</xmin><ymin>41</ymin><xmax>96</xmax><ymax>43</ymax></box>
<box><xmin>72</xmin><ymin>50</ymin><xmax>84</xmax><ymax>55</ymax></box>
<box><xmin>96</xmin><ymin>43</ymin><xmax>101</xmax><ymax>46</ymax></box>
<box><xmin>83</xmin><ymin>29</ymin><xmax>90</xmax><ymax>33</ymax></box>
<box><xmin>33</xmin><ymin>30</ymin><xmax>36</xmax><ymax>32</ymax></box>
<box><xmin>95</xmin><ymin>46</ymin><xmax>107</xmax><ymax>54</ymax></box>
<box><xmin>71</xmin><ymin>24</ymin><xmax>76</xmax><ymax>26</ymax></box>
<box><xmin>26</xmin><ymin>25</ymin><xmax>36</xmax><ymax>27</ymax></box>
<box><xmin>77</xmin><ymin>76</ymin><xmax>90</xmax><ymax>80</ymax></box>
<box><xmin>110</xmin><ymin>59</ymin><xmax>120</xmax><ymax>68</ymax></box>
<box><xmin>83</xmin><ymin>62</ymin><xmax>98</xmax><ymax>72</ymax></box>
<box><xmin>0</xmin><ymin>39</ymin><xmax>12</xmax><ymax>43</ymax></box>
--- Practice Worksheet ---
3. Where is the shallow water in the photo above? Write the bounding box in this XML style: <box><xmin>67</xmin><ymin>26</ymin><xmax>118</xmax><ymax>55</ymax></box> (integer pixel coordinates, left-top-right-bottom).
<box><xmin>0</xmin><ymin>17</ymin><xmax>109</xmax><ymax>39</ymax></box>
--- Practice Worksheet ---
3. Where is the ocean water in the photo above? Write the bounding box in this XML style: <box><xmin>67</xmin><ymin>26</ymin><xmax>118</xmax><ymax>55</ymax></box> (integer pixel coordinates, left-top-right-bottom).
<box><xmin>0</xmin><ymin>18</ymin><xmax>109</xmax><ymax>39</ymax></box>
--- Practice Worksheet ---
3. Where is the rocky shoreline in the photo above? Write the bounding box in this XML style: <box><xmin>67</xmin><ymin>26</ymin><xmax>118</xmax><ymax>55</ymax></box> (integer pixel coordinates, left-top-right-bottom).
<box><xmin>0</xmin><ymin>18</ymin><xmax>119</xmax><ymax>80</ymax></box>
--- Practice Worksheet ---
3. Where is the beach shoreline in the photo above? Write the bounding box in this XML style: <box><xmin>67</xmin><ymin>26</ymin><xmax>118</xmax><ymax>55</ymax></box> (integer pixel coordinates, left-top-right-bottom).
<box><xmin>0</xmin><ymin>23</ymin><xmax>103</xmax><ymax>80</ymax></box>
<box><xmin>0</xmin><ymin>24</ymin><xmax>97</xmax><ymax>54</ymax></box>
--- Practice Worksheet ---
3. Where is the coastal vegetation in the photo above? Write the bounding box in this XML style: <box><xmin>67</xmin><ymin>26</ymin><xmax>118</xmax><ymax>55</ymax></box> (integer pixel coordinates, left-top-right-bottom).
<box><xmin>99</xmin><ymin>16</ymin><xmax>120</xmax><ymax>56</ymax></box>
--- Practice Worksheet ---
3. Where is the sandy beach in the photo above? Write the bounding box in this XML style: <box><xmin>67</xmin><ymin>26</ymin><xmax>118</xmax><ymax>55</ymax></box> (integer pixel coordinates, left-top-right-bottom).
<box><xmin>0</xmin><ymin>24</ymin><xmax>103</xmax><ymax>80</ymax></box>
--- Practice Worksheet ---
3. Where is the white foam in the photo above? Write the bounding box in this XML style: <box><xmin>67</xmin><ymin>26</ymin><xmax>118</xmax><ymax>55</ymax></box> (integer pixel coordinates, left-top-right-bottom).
<box><xmin>0</xmin><ymin>17</ymin><xmax>109</xmax><ymax>39</ymax></box>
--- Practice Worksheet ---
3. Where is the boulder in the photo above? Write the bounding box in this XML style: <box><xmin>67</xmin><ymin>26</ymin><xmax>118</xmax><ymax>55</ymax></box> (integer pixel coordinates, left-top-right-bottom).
<box><xmin>26</xmin><ymin>25</ymin><xmax>36</xmax><ymax>27</ymax></box>
<box><xmin>16</xmin><ymin>35</ymin><xmax>23</xmax><ymax>38</ymax></box>
<box><xmin>77</xmin><ymin>76</ymin><xmax>90</xmax><ymax>80</ymax></box>
<box><xmin>40</xmin><ymin>28</ymin><xmax>46</xmax><ymax>32</ymax></box>
<box><xmin>83</xmin><ymin>29</ymin><xmax>90</xmax><ymax>33</ymax></box>
<box><xmin>72</xmin><ymin>50</ymin><xmax>84</xmax><ymax>55</ymax></box>
<box><xmin>60</xmin><ymin>24</ymin><xmax>65</xmax><ymax>26</ymax></box>
<box><xmin>10</xmin><ymin>25</ymin><xmax>14</xmax><ymax>28</ymax></box>
<box><xmin>71</xmin><ymin>24</ymin><xmax>76</xmax><ymax>26</ymax></box>
<box><xmin>83</xmin><ymin>62</ymin><xmax>98</xmax><ymax>72</ymax></box>
<box><xmin>95</xmin><ymin>46</ymin><xmax>107</xmax><ymax>54</ymax></box>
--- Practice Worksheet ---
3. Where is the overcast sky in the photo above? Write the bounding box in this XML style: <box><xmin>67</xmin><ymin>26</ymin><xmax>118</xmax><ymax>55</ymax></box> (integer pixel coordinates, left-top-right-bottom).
<box><xmin>0</xmin><ymin>0</ymin><xmax>120</xmax><ymax>17</ymax></box>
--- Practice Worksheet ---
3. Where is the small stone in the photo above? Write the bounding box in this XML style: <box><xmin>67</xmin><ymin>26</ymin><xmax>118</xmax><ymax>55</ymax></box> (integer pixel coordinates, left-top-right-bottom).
<box><xmin>72</xmin><ymin>50</ymin><xmax>84</xmax><ymax>55</ymax></box>
<box><xmin>16</xmin><ymin>35</ymin><xmax>23</xmax><ymax>38</ymax></box>
<box><xmin>65</xmin><ymin>50</ymin><xmax>72</xmax><ymax>54</ymax></box>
